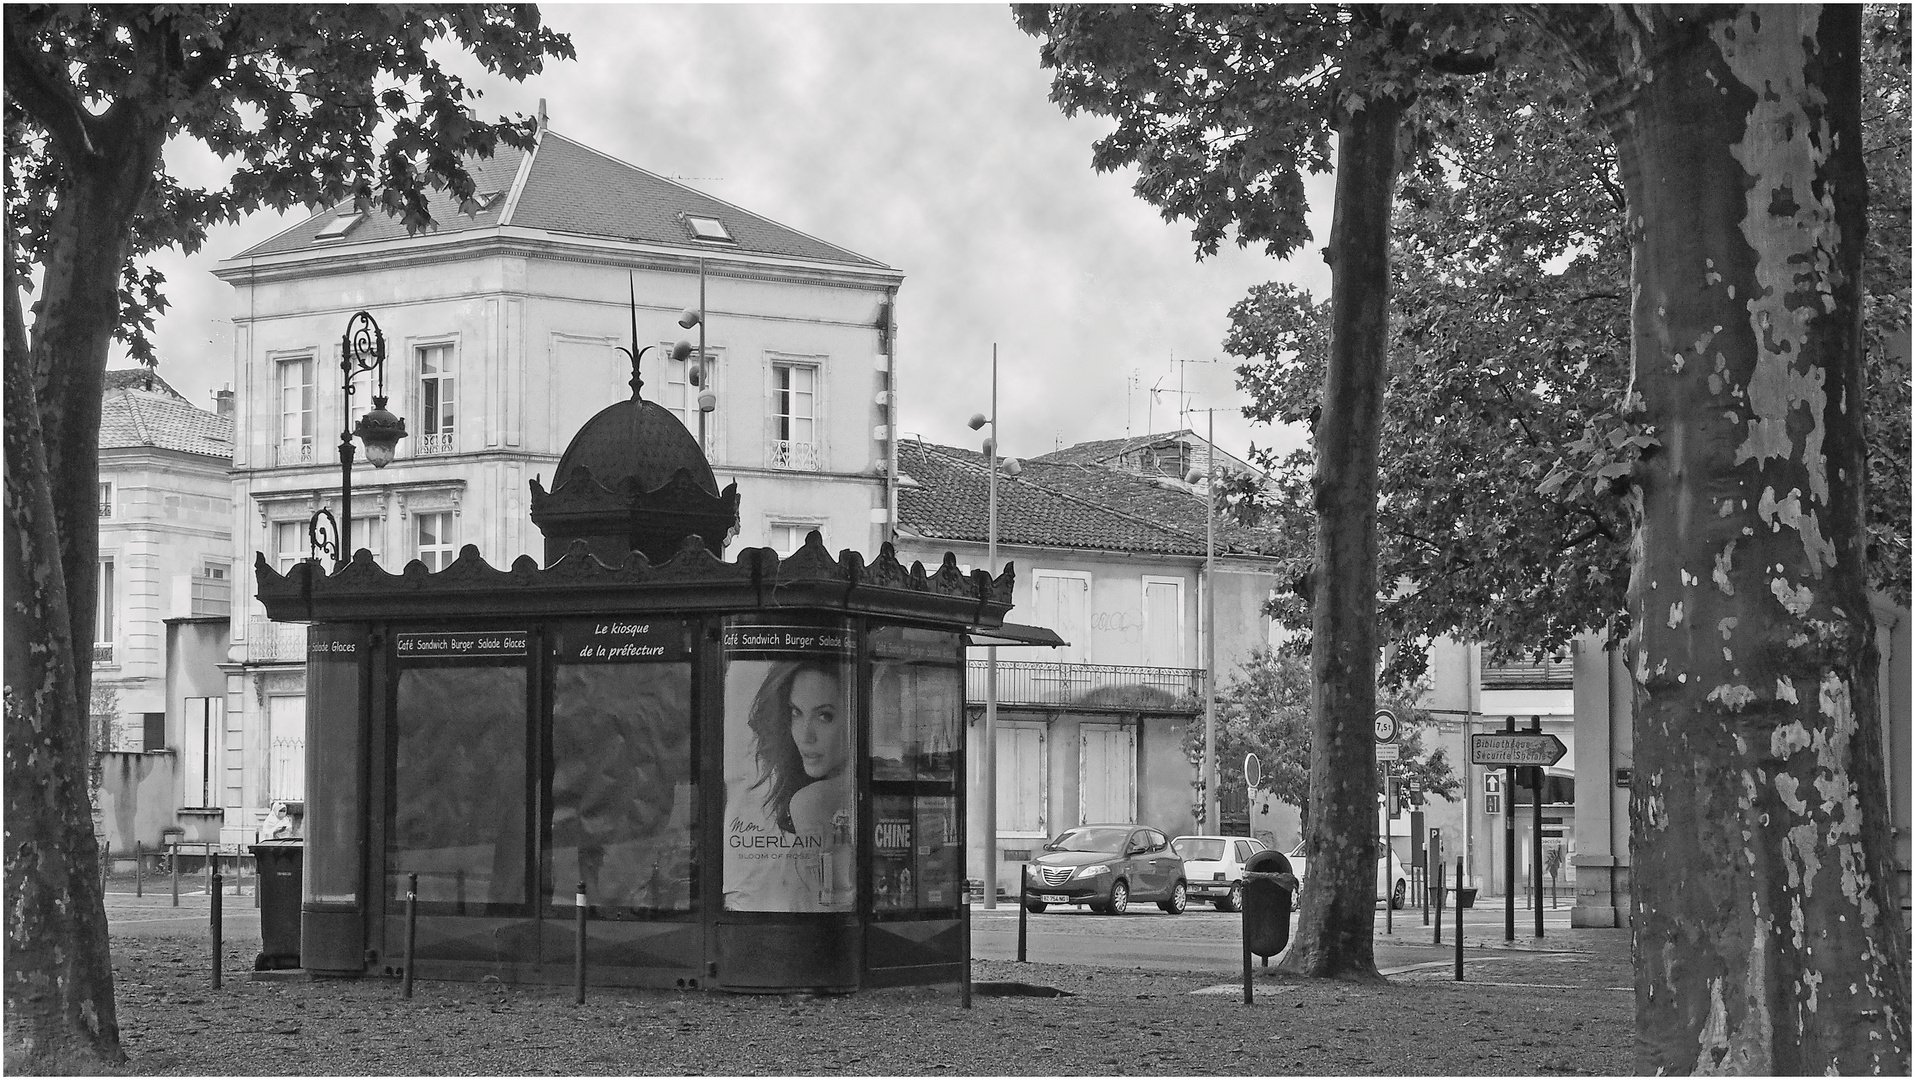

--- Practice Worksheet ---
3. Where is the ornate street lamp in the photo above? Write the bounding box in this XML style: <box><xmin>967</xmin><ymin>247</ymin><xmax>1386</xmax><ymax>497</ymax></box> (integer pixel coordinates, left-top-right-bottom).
<box><xmin>310</xmin><ymin>310</ymin><xmax>406</xmax><ymax>565</ymax></box>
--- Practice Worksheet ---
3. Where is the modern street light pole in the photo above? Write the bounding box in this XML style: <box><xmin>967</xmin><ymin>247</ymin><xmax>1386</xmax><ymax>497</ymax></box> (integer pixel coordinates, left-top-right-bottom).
<box><xmin>311</xmin><ymin>311</ymin><xmax>407</xmax><ymax>565</ymax></box>
<box><xmin>1185</xmin><ymin>410</ymin><xmax>1221</xmax><ymax>831</ymax></box>
<box><xmin>967</xmin><ymin>348</ymin><xmax>1022</xmax><ymax>909</ymax></box>
<box><xmin>677</xmin><ymin>259</ymin><xmax>715</xmax><ymax>451</ymax></box>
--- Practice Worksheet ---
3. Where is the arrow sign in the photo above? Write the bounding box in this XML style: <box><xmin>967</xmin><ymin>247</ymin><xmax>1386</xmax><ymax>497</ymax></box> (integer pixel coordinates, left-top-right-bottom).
<box><xmin>1470</xmin><ymin>732</ymin><xmax>1567</xmax><ymax>767</ymax></box>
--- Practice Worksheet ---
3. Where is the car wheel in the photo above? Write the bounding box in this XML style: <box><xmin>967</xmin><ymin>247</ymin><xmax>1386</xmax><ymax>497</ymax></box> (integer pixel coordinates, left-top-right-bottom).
<box><xmin>1096</xmin><ymin>880</ymin><xmax>1129</xmax><ymax>915</ymax></box>
<box><xmin>1024</xmin><ymin>901</ymin><xmax>1047</xmax><ymax>914</ymax></box>
<box><xmin>1391</xmin><ymin>878</ymin><xmax>1407</xmax><ymax>909</ymax></box>
<box><xmin>1158</xmin><ymin>880</ymin><xmax>1187</xmax><ymax>915</ymax></box>
<box><xmin>1216</xmin><ymin>882</ymin><xmax>1242</xmax><ymax>913</ymax></box>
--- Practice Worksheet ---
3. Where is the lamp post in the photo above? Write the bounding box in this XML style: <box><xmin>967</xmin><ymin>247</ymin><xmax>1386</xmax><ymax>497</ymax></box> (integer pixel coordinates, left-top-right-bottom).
<box><xmin>311</xmin><ymin>311</ymin><xmax>407</xmax><ymax>565</ymax></box>
<box><xmin>966</xmin><ymin>346</ymin><xmax>1022</xmax><ymax>909</ymax></box>
<box><xmin>675</xmin><ymin>258</ymin><xmax>716</xmax><ymax>450</ymax></box>
<box><xmin>1185</xmin><ymin>410</ymin><xmax>1220</xmax><ymax>832</ymax></box>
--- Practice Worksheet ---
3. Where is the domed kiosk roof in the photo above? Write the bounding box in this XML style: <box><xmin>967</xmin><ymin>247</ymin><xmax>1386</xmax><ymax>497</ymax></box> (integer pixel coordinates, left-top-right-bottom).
<box><xmin>551</xmin><ymin>395</ymin><xmax>717</xmax><ymax>498</ymax></box>
<box><xmin>529</xmin><ymin>348</ymin><xmax>738</xmax><ymax>567</ymax></box>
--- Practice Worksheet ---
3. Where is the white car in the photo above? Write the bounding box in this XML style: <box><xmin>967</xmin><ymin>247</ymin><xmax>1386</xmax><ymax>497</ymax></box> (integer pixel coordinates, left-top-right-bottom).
<box><xmin>1169</xmin><ymin>834</ymin><xmax>1268</xmax><ymax>912</ymax></box>
<box><xmin>1285</xmin><ymin>840</ymin><xmax>1410</xmax><ymax>908</ymax></box>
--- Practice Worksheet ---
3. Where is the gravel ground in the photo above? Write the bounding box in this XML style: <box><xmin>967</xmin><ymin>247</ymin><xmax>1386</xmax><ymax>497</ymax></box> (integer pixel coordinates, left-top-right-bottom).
<box><xmin>37</xmin><ymin>877</ymin><xmax>1636</xmax><ymax>1076</ymax></box>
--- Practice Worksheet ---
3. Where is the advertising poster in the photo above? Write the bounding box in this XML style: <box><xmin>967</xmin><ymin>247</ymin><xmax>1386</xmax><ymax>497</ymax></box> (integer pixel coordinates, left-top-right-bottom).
<box><xmin>722</xmin><ymin>619</ymin><xmax>857</xmax><ymax>912</ymax></box>
<box><xmin>872</xmin><ymin>794</ymin><xmax>915</xmax><ymax>912</ymax></box>
<box><xmin>549</xmin><ymin>620</ymin><xmax>693</xmax><ymax>913</ymax></box>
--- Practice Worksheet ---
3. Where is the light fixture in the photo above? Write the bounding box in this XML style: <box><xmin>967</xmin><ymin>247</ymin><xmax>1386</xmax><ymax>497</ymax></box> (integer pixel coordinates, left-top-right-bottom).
<box><xmin>309</xmin><ymin>310</ymin><xmax>407</xmax><ymax>566</ymax></box>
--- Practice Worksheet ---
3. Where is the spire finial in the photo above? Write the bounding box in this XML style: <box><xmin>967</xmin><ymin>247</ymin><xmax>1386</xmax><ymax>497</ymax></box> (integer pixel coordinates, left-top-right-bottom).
<box><xmin>626</xmin><ymin>273</ymin><xmax>643</xmax><ymax>399</ymax></box>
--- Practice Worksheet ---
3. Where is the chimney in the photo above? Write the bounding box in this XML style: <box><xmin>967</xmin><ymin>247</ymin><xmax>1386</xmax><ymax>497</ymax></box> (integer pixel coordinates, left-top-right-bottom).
<box><xmin>214</xmin><ymin>386</ymin><xmax>235</xmax><ymax>419</ymax></box>
<box><xmin>537</xmin><ymin>98</ymin><xmax>548</xmax><ymax>133</ymax></box>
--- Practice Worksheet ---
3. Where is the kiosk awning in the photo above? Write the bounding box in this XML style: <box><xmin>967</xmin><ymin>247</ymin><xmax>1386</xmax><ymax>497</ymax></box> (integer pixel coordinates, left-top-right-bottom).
<box><xmin>964</xmin><ymin>622</ymin><xmax>1066</xmax><ymax>648</ymax></box>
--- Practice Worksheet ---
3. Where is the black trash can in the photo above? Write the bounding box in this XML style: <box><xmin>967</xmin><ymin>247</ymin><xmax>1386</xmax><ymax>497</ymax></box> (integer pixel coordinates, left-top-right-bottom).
<box><xmin>251</xmin><ymin>839</ymin><xmax>304</xmax><ymax>970</ymax></box>
<box><xmin>1241</xmin><ymin>849</ymin><xmax>1297</xmax><ymax>959</ymax></box>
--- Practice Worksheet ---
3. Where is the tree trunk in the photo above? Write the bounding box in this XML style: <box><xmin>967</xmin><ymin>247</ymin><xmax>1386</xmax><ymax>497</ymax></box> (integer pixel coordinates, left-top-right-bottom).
<box><xmin>1279</xmin><ymin>93</ymin><xmax>1401</xmax><ymax>981</ymax></box>
<box><xmin>1579</xmin><ymin>7</ymin><xmax>1909</xmax><ymax>1072</ymax></box>
<box><xmin>3</xmin><ymin>107</ymin><xmax>162</xmax><ymax>1068</ymax></box>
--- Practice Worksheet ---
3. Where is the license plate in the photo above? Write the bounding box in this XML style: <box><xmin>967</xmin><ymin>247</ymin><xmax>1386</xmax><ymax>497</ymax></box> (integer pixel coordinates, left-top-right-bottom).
<box><xmin>1040</xmin><ymin>894</ymin><xmax>1070</xmax><ymax>904</ymax></box>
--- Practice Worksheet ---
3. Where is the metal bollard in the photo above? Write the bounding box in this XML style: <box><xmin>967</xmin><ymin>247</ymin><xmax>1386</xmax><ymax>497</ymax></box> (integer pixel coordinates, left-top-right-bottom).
<box><xmin>960</xmin><ymin>898</ymin><xmax>972</xmax><ymax>1009</ymax></box>
<box><xmin>211</xmin><ymin>871</ymin><xmax>224</xmax><ymax>990</ymax></box>
<box><xmin>1016</xmin><ymin>868</ymin><xmax>1028</xmax><ymax>963</ymax></box>
<box><xmin>135</xmin><ymin>841</ymin><xmax>143</xmax><ymax>898</ymax></box>
<box><xmin>1432</xmin><ymin>860</ymin><xmax>1444</xmax><ymax>947</ymax></box>
<box><xmin>1453</xmin><ymin>856</ymin><xmax>1465</xmax><ymax>981</ymax></box>
<box><xmin>402</xmin><ymin>873</ymin><xmax>417</xmax><ymax>999</ymax></box>
<box><xmin>172</xmin><ymin>848</ymin><xmax>180</xmax><ymax>907</ymax></box>
<box><xmin>574</xmin><ymin>882</ymin><xmax>587</xmax><ymax>1005</ymax></box>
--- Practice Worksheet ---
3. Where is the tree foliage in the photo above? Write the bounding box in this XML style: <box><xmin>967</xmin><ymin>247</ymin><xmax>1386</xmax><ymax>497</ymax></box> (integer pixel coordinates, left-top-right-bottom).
<box><xmin>3</xmin><ymin>7</ymin><xmax>571</xmax><ymax>1068</ymax></box>
<box><xmin>1228</xmin><ymin>20</ymin><xmax>1910</xmax><ymax>684</ymax></box>
<box><xmin>1186</xmin><ymin>648</ymin><xmax>1459</xmax><ymax>830</ymax></box>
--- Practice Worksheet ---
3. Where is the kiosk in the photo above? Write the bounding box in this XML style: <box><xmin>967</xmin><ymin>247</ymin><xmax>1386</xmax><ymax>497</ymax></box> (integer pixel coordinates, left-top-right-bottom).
<box><xmin>256</xmin><ymin>369</ymin><xmax>1017</xmax><ymax>993</ymax></box>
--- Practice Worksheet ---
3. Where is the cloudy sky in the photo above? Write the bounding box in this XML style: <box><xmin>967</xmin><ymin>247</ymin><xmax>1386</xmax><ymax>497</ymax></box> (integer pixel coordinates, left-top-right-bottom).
<box><xmin>127</xmin><ymin>3</ymin><xmax>1333</xmax><ymax>463</ymax></box>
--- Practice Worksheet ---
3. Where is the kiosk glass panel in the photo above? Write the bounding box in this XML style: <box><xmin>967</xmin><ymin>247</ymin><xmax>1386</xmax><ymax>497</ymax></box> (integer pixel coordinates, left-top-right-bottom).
<box><xmin>390</xmin><ymin>630</ymin><xmax>531</xmax><ymax>909</ymax></box>
<box><xmin>549</xmin><ymin>620</ymin><xmax>695</xmax><ymax>914</ymax></box>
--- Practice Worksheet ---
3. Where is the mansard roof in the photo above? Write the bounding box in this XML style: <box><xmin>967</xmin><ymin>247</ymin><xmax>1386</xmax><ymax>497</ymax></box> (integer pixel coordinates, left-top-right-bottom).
<box><xmin>232</xmin><ymin>128</ymin><xmax>889</xmax><ymax>270</ymax></box>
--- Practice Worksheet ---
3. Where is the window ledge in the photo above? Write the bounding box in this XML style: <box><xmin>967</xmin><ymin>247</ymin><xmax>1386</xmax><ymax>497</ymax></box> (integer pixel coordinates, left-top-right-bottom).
<box><xmin>176</xmin><ymin>807</ymin><xmax>225</xmax><ymax>817</ymax></box>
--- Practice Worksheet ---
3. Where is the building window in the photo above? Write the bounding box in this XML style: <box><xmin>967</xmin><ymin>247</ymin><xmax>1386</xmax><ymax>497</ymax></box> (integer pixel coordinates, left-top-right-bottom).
<box><xmin>684</xmin><ymin>214</ymin><xmax>733</xmax><ymax>242</ymax></box>
<box><xmin>181</xmin><ymin>698</ymin><xmax>222</xmax><ymax>805</ymax></box>
<box><xmin>191</xmin><ymin>560</ymin><xmax>231</xmax><ymax>617</ymax></box>
<box><xmin>416</xmin><ymin>511</ymin><xmax>456</xmax><ymax>571</ymax></box>
<box><xmin>417</xmin><ymin>343</ymin><xmax>455</xmax><ymax>455</ymax></box>
<box><xmin>662</xmin><ymin>350</ymin><xmax>694</xmax><ymax>429</ymax></box>
<box><xmin>1141</xmin><ymin>577</ymin><xmax>1185</xmax><ymax>668</ymax></box>
<box><xmin>142</xmin><ymin>712</ymin><xmax>166</xmax><ymax>754</ymax></box>
<box><xmin>94</xmin><ymin>558</ymin><xmax>115</xmax><ymax>665</ymax></box>
<box><xmin>98</xmin><ymin>481</ymin><xmax>113</xmax><ymax>518</ymax></box>
<box><xmin>314</xmin><ymin>210</ymin><xmax>364</xmax><ymax>240</ymax></box>
<box><xmin>767</xmin><ymin>362</ymin><xmax>819</xmax><ymax>470</ymax></box>
<box><xmin>268</xmin><ymin>695</ymin><xmax>306</xmax><ymax>803</ymax></box>
<box><xmin>277</xmin><ymin>355</ymin><xmax>314</xmax><ymax>465</ymax></box>
<box><xmin>351</xmin><ymin>516</ymin><xmax>383</xmax><ymax>563</ymax></box>
<box><xmin>274</xmin><ymin>520</ymin><xmax>308</xmax><ymax>573</ymax></box>
<box><xmin>769</xmin><ymin>522</ymin><xmax>824</xmax><ymax>557</ymax></box>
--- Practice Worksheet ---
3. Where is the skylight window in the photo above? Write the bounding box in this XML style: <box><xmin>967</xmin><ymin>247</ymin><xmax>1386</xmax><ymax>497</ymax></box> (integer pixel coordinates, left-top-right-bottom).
<box><xmin>314</xmin><ymin>211</ymin><xmax>365</xmax><ymax>241</ymax></box>
<box><xmin>684</xmin><ymin>215</ymin><xmax>734</xmax><ymax>243</ymax></box>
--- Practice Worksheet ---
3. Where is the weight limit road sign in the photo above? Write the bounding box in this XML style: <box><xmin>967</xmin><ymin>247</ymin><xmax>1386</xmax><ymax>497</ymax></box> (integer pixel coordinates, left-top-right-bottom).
<box><xmin>1470</xmin><ymin>732</ymin><xmax>1567</xmax><ymax>767</ymax></box>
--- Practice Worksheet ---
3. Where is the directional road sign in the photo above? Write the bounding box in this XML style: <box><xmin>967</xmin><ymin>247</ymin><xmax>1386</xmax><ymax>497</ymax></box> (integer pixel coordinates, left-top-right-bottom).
<box><xmin>1470</xmin><ymin>731</ymin><xmax>1567</xmax><ymax>767</ymax></box>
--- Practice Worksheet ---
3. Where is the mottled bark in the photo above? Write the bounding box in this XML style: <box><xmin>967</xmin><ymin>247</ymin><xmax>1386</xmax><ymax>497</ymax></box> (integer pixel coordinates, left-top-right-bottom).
<box><xmin>1279</xmin><ymin>94</ymin><xmax>1400</xmax><ymax>981</ymax></box>
<box><xmin>3</xmin><ymin>71</ymin><xmax>165</xmax><ymax>1072</ymax></box>
<box><xmin>1556</xmin><ymin>5</ymin><xmax>1908</xmax><ymax>1072</ymax></box>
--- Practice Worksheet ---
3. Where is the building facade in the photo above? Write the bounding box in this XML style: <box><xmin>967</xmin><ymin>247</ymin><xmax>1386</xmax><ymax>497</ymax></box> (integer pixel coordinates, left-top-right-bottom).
<box><xmin>91</xmin><ymin>369</ymin><xmax>238</xmax><ymax>856</ymax></box>
<box><xmin>891</xmin><ymin>437</ymin><xmax>1283</xmax><ymax>897</ymax></box>
<box><xmin>213</xmin><ymin>115</ymin><xmax>903</xmax><ymax>849</ymax></box>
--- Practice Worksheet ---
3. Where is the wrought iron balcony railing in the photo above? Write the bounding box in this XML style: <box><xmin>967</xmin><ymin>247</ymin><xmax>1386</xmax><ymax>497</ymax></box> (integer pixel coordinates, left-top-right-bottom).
<box><xmin>1480</xmin><ymin>655</ymin><xmax>1574</xmax><ymax>689</ymax></box>
<box><xmin>414</xmin><ymin>431</ymin><xmax>456</xmax><ymax>456</ymax></box>
<box><xmin>765</xmin><ymin>438</ymin><xmax>821</xmax><ymax>471</ymax></box>
<box><xmin>246</xmin><ymin>618</ymin><xmax>307</xmax><ymax>663</ymax></box>
<box><xmin>276</xmin><ymin>440</ymin><xmax>314</xmax><ymax>467</ymax></box>
<box><xmin>967</xmin><ymin>660</ymin><xmax>1205</xmax><ymax>712</ymax></box>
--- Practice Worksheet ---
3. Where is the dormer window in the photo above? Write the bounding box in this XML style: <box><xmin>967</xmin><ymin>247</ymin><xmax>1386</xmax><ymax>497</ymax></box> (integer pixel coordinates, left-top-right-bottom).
<box><xmin>315</xmin><ymin>211</ymin><xmax>365</xmax><ymax>241</ymax></box>
<box><xmin>684</xmin><ymin>214</ymin><xmax>734</xmax><ymax>243</ymax></box>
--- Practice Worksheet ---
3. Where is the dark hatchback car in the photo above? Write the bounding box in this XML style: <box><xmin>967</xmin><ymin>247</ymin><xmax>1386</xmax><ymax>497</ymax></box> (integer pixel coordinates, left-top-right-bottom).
<box><xmin>1021</xmin><ymin>823</ymin><xmax>1188</xmax><ymax>915</ymax></box>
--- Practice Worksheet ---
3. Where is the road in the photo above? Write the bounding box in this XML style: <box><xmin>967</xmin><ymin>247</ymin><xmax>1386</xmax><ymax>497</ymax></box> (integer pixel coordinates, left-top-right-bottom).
<box><xmin>968</xmin><ymin>898</ymin><xmax>1581</xmax><ymax>976</ymax></box>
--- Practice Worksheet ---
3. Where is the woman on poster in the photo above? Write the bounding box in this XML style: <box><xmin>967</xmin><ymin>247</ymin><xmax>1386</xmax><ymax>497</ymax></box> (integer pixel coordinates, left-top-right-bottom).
<box><xmin>729</xmin><ymin>659</ymin><xmax>855</xmax><ymax>911</ymax></box>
